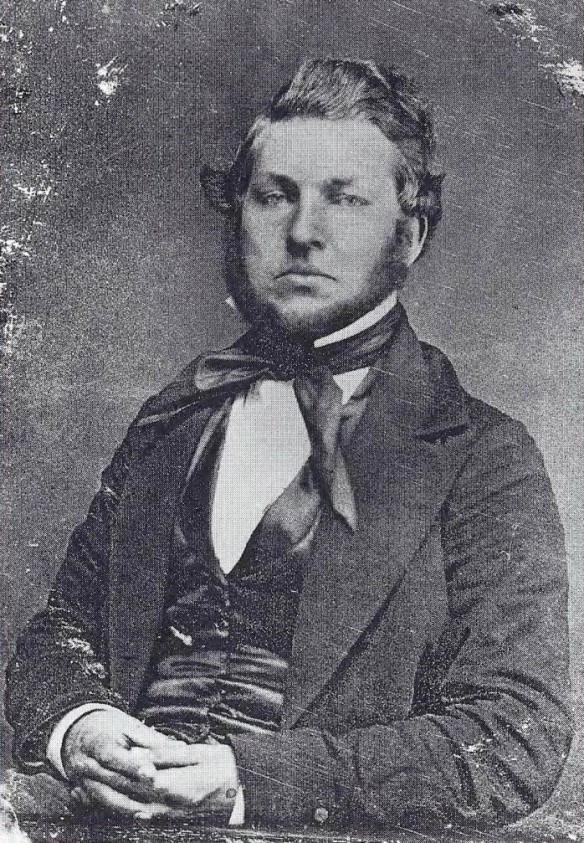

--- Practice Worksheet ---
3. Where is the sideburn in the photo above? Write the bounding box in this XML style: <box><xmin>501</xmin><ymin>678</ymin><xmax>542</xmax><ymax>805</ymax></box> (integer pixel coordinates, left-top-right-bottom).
<box><xmin>222</xmin><ymin>219</ymin><xmax>281</xmax><ymax>330</ymax></box>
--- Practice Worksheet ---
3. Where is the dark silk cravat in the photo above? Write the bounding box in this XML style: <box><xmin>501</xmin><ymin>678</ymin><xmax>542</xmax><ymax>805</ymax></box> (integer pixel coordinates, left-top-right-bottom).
<box><xmin>292</xmin><ymin>367</ymin><xmax>354</xmax><ymax>528</ymax></box>
<box><xmin>192</xmin><ymin>303</ymin><xmax>406</xmax><ymax>530</ymax></box>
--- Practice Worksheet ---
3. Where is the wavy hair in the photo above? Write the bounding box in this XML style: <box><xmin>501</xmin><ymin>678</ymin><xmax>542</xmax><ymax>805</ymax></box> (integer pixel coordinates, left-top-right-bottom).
<box><xmin>201</xmin><ymin>57</ymin><xmax>444</xmax><ymax>254</ymax></box>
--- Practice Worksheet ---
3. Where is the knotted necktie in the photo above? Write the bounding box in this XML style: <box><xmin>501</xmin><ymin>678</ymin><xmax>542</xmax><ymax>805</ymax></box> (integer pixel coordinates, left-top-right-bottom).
<box><xmin>191</xmin><ymin>303</ymin><xmax>406</xmax><ymax>530</ymax></box>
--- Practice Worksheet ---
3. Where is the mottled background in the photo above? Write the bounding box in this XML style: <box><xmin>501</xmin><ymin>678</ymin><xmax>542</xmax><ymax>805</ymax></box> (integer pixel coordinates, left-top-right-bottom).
<box><xmin>1</xmin><ymin>0</ymin><xmax>583</xmax><ymax>834</ymax></box>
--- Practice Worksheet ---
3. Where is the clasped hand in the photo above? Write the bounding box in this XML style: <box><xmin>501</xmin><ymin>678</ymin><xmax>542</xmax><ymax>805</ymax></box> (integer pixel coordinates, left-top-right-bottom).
<box><xmin>62</xmin><ymin>710</ymin><xmax>239</xmax><ymax>821</ymax></box>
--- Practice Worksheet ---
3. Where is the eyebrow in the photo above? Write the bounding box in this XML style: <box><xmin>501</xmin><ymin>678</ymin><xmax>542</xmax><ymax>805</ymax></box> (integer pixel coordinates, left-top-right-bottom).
<box><xmin>328</xmin><ymin>177</ymin><xmax>357</xmax><ymax>188</ymax></box>
<box><xmin>251</xmin><ymin>173</ymin><xmax>297</xmax><ymax>190</ymax></box>
<box><xmin>251</xmin><ymin>172</ymin><xmax>361</xmax><ymax>188</ymax></box>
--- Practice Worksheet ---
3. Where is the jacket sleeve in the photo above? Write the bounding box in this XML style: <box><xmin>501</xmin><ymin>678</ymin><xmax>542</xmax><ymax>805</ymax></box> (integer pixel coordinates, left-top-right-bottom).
<box><xmin>4</xmin><ymin>371</ymin><xmax>202</xmax><ymax>772</ymax></box>
<box><xmin>230</xmin><ymin>418</ymin><xmax>572</xmax><ymax>833</ymax></box>
<box><xmin>4</xmin><ymin>425</ymin><xmax>141</xmax><ymax>771</ymax></box>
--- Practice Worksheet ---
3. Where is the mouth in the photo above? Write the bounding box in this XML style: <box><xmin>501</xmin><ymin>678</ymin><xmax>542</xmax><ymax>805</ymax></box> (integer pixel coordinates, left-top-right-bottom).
<box><xmin>276</xmin><ymin>267</ymin><xmax>336</xmax><ymax>282</ymax></box>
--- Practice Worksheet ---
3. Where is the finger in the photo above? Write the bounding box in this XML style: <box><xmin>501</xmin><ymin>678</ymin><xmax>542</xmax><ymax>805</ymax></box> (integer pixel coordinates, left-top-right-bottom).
<box><xmin>80</xmin><ymin>778</ymin><xmax>171</xmax><ymax>819</ymax></box>
<box><xmin>67</xmin><ymin>752</ymin><xmax>115</xmax><ymax>785</ymax></box>
<box><xmin>71</xmin><ymin>786</ymin><xmax>92</xmax><ymax>809</ymax></box>
<box><xmin>77</xmin><ymin>761</ymin><xmax>161</xmax><ymax>803</ymax></box>
<box><xmin>153</xmin><ymin>742</ymin><xmax>234</xmax><ymax>770</ymax></box>
<box><xmin>148</xmin><ymin>742</ymin><xmax>208</xmax><ymax>769</ymax></box>
<box><xmin>152</xmin><ymin>767</ymin><xmax>222</xmax><ymax>807</ymax></box>
<box><xmin>127</xmin><ymin>721</ymin><xmax>181</xmax><ymax>750</ymax></box>
<box><xmin>68</xmin><ymin>747</ymin><xmax>149</xmax><ymax>791</ymax></box>
<box><xmin>128</xmin><ymin>746</ymin><xmax>158</xmax><ymax>782</ymax></box>
<box><xmin>135</xmin><ymin>805</ymin><xmax>191</xmax><ymax>821</ymax></box>
<box><xmin>97</xmin><ymin>743</ymin><xmax>157</xmax><ymax>783</ymax></box>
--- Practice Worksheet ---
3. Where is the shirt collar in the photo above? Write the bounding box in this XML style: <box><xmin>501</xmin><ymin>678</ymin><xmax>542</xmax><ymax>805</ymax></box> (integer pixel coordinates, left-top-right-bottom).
<box><xmin>314</xmin><ymin>291</ymin><xmax>398</xmax><ymax>348</ymax></box>
<box><xmin>225</xmin><ymin>291</ymin><xmax>399</xmax><ymax>351</ymax></box>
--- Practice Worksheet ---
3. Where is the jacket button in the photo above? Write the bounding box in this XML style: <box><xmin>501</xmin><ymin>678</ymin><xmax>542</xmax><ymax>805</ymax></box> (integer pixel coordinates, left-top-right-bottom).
<box><xmin>314</xmin><ymin>807</ymin><xmax>329</xmax><ymax>825</ymax></box>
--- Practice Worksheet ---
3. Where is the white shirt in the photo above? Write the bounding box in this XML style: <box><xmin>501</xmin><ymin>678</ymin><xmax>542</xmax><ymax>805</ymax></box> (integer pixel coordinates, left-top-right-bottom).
<box><xmin>211</xmin><ymin>289</ymin><xmax>397</xmax><ymax>571</ymax></box>
<box><xmin>47</xmin><ymin>291</ymin><xmax>398</xmax><ymax>822</ymax></box>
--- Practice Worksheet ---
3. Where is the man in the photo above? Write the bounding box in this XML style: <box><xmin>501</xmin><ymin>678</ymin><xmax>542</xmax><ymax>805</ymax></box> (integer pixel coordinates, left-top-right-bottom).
<box><xmin>4</xmin><ymin>58</ymin><xmax>572</xmax><ymax>834</ymax></box>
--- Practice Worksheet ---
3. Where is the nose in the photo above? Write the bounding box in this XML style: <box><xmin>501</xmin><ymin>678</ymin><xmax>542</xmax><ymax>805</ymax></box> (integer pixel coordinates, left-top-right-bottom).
<box><xmin>286</xmin><ymin>197</ymin><xmax>325</xmax><ymax>254</ymax></box>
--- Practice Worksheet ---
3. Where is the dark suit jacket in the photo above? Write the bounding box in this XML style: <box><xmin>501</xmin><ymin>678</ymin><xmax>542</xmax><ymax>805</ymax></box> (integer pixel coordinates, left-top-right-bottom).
<box><xmin>5</xmin><ymin>314</ymin><xmax>572</xmax><ymax>833</ymax></box>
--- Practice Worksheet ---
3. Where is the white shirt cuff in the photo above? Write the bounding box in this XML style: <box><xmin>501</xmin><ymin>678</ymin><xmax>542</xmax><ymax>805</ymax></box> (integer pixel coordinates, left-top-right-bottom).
<box><xmin>228</xmin><ymin>785</ymin><xmax>245</xmax><ymax>825</ymax></box>
<box><xmin>46</xmin><ymin>703</ymin><xmax>117</xmax><ymax>779</ymax></box>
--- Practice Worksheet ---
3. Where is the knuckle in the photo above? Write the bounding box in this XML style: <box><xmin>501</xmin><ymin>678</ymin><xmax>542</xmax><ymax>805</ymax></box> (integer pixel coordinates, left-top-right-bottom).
<box><xmin>80</xmin><ymin>756</ymin><xmax>102</xmax><ymax>778</ymax></box>
<box><xmin>100</xmin><ymin>742</ymin><xmax>127</xmax><ymax>767</ymax></box>
<box><xmin>155</xmin><ymin>781</ymin><xmax>171</xmax><ymax>799</ymax></box>
<box><xmin>81</xmin><ymin>778</ymin><xmax>99</xmax><ymax>797</ymax></box>
<box><xmin>151</xmin><ymin>805</ymin><xmax>171</xmax><ymax>818</ymax></box>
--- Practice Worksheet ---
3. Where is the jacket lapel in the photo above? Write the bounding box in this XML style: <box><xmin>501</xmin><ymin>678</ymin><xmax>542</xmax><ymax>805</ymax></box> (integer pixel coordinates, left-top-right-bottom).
<box><xmin>285</xmin><ymin>321</ymin><xmax>473</xmax><ymax>727</ymax></box>
<box><xmin>107</xmin><ymin>319</ymin><xmax>474</xmax><ymax>716</ymax></box>
<box><xmin>108</xmin><ymin>400</ymin><xmax>223</xmax><ymax>708</ymax></box>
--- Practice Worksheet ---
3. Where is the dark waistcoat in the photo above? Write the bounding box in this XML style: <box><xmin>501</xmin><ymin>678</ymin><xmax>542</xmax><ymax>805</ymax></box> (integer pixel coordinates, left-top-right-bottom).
<box><xmin>136</xmin><ymin>407</ymin><xmax>320</xmax><ymax>742</ymax></box>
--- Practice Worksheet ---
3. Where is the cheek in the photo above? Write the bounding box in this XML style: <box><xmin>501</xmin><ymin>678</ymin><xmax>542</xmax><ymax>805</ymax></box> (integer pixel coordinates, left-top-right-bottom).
<box><xmin>332</xmin><ymin>218</ymin><xmax>396</xmax><ymax>267</ymax></box>
<box><xmin>241</xmin><ymin>216</ymin><xmax>286</xmax><ymax>265</ymax></box>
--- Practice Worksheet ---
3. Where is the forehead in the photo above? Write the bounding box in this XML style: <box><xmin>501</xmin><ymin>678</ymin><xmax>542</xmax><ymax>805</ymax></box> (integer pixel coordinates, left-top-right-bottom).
<box><xmin>250</xmin><ymin>117</ymin><xmax>404</xmax><ymax>183</ymax></box>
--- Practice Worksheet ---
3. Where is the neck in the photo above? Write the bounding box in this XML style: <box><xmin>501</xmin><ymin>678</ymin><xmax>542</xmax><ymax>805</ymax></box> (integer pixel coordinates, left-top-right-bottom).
<box><xmin>225</xmin><ymin>291</ymin><xmax>399</xmax><ymax>349</ymax></box>
<box><xmin>313</xmin><ymin>292</ymin><xmax>398</xmax><ymax>348</ymax></box>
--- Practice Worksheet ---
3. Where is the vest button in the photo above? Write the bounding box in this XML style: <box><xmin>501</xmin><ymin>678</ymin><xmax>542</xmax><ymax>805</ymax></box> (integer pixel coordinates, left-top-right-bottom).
<box><xmin>314</xmin><ymin>807</ymin><xmax>329</xmax><ymax>825</ymax></box>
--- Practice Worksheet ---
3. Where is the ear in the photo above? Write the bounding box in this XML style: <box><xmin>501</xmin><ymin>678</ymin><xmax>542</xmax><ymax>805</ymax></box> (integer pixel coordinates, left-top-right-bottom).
<box><xmin>399</xmin><ymin>215</ymin><xmax>428</xmax><ymax>266</ymax></box>
<box><xmin>199</xmin><ymin>164</ymin><xmax>235</xmax><ymax>215</ymax></box>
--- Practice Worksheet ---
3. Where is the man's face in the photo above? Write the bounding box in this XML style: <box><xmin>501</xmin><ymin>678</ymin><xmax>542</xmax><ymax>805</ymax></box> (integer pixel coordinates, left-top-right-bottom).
<box><xmin>234</xmin><ymin>117</ymin><xmax>412</xmax><ymax>338</ymax></box>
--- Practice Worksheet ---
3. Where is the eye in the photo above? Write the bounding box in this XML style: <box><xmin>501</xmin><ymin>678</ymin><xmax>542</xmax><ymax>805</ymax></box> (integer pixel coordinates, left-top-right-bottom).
<box><xmin>331</xmin><ymin>193</ymin><xmax>370</xmax><ymax>207</ymax></box>
<box><xmin>255</xmin><ymin>190</ymin><xmax>288</xmax><ymax>207</ymax></box>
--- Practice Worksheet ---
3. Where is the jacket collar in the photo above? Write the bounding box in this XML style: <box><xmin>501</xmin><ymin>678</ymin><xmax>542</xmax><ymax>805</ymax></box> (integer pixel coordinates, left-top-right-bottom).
<box><xmin>371</xmin><ymin>316</ymin><xmax>470</xmax><ymax>441</ymax></box>
<box><xmin>284</xmin><ymin>317</ymin><xmax>473</xmax><ymax>727</ymax></box>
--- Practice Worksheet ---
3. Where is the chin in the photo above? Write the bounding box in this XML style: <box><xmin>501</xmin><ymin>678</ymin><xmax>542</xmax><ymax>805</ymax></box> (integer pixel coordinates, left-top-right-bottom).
<box><xmin>261</xmin><ymin>296</ymin><xmax>371</xmax><ymax>340</ymax></box>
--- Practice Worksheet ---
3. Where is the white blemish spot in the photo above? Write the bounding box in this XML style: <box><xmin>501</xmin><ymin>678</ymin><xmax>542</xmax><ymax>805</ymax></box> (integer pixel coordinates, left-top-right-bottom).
<box><xmin>61</xmin><ymin>636</ymin><xmax>95</xmax><ymax>656</ymax></box>
<box><xmin>462</xmin><ymin>737</ymin><xmax>493</xmax><ymax>753</ymax></box>
<box><xmin>491</xmin><ymin>5</ymin><xmax>538</xmax><ymax>37</ymax></box>
<box><xmin>1</xmin><ymin>238</ymin><xmax>31</xmax><ymax>259</ymax></box>
<box><xmin>96</xmin><ymin>58</ymin><xmax>126</xmax><ymax>100</ymax></box>
<box><xmin>1</xmin><ymin>314</ymin><xmax>42</xmax><ymax>358</ymax></box>
<box><xmin>170</xmin><ymin>625</ymin><xmax>193</xmax><ymax>646</ymax></box>
<box><xmin>544</xmin><ymin>59</ymin><xmax>584</xmax><ymax>99</ymax></box>
<box><xmin>84</xmin><ymin>660</ymin><xmax>107</xmax><ymax>679</ymax></box>
<box><xmin>13</xmin><ymin>181</ymin><xmax>52</xmax><ymax>202</ymax></box>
